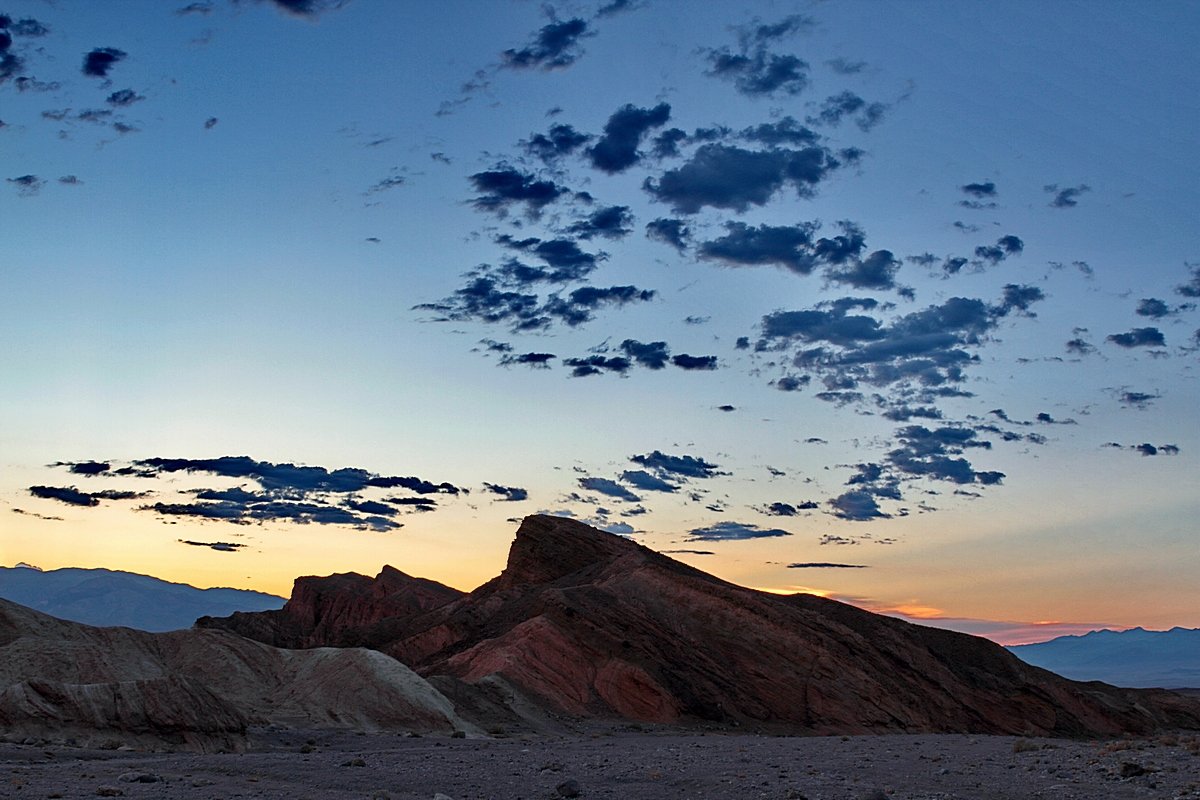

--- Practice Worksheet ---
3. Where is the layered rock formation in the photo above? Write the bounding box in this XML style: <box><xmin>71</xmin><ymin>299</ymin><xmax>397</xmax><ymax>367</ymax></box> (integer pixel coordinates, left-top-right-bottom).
<box><xmin>198</xmin><ymin>565</ymin><xmax>462</xmax><ymax>649</ymax></box>
<box><xmin>203</xmin><ymin>514</ymin><xmax>1200</xmax><ymax>737</ymax></box>
<box><xmin>0</xmin><ymin>597</ymin><xmax>472</xmax><ymax>751</ymax></box>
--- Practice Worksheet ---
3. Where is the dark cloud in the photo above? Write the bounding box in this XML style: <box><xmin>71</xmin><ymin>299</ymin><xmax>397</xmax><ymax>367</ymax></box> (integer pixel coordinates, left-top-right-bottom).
<box><xmin>14</xmin><ymin>77</ymin><xmax>61</xmax><ymax>92</ymax></box>
<box><xmin>344</xmin><ymin>499</ymin><xmax>398</xmax><ymax>516</ymax></box>
<box><xmin>758</xmin><ymin>289</ymin><xmax>1042</xmax><ymax>408</ymax></box>
<box><xmin>29</xmin><ymin>486</ymin><xmax>99</xmax><ymax>507</ymax></box>
<box><xmin>716</xmin><ymin>404</ymin><xmax>736</xmax><ymax>412</ymax></box>
<box><xmin>483</xmin><ymin>483</ymin><xmax>529</xmax><ymax>502</ymax></box>
<box><xmin>8</xmin><ymin>17</ymin><xmax>50</xmax><ymax>36</ymax></box>
<box><xmin>58</xmin><ymin>460</ymin><xmax>111</xmax><ymax>476</ymax></box>
<box><xmin>827</xmin><ymin>249</ymin><xmax>901</xmax><ymax>292</ymax></box>
<box><xmin>502</xmin><ymin>18</ymin><xmax>591</xmax><ymax>70</ymax></box>
<box><xmin>566</xmin><ymin>205</ymin><xmax>633</xmax><ymax>239</ymax></box>
<box><xmin>587</xmin><ymin>102</ymin><xmax>671</xmax><ymax>173</ymax></box>
<box><xmin>1117</xmin><ymin>390</ymin><xmax>1160</xmax><ymax>409</ymax></box>
<box><xmin>179</xmin><ymin>540</ymin><xmax>246</xmax><ymax>552</ymax></box>
<box><xmin>645</xmin><ymin>217</ymin><xmax>690</xmax><ymax>252</ymax></box>
<box><xmin>996</xmin><ymin>283</ymin><xmax>1044</xmax><ymax>316</ymax></box>
<box><xmin>523</xmin><ymin>123</ymin><xmax>590</xmax><ymax>163</ymax></box>
<box><xmin>787</xmin><ymin>562</ymin><xmax>867</xmax><ymax>569</ymax></box>
<box><xmin>58</xmin><ymin>175</ymin><xmax>82</xmax><ymax>185</ymax></box>
<box><xmin>147</xmin><ymin>499</ymin><xmax>400</xmax><ymax>531</ymax></box>
<box><xmin>686</xmin><ymin>521</ymin><xmax>791</xmax><ymax>541</ymax></box>
<box><xmin>704</xmin><ymin>16</ymin><xmax>813</xmax><ymax>97</ymax></box>
<box><xmin>661</xmin><ymin>549</ymin><xmax>714</xmax><ymax>555</ymax></box>
<box><xmin>1119</xmin><ymin>442</ymin><xmax>1181</xmax><ymax>457</ymax></box>
<box><xmin>961</xmin><ymin>181</ymin><xmax>997</xmax><ymax>199</ymax></box>
<box><xmin>620</xmin><ymin>339</ymin><xmax>670</xmax><ymax>369</ymax></box>
<box><xmin>563</xmin><ymin>354</ymin><xmax>632</xmax><ymax>377</ymax></box>
<box><xmin>1045</xmin><ymin>183</ymin><xmax>1090</xmax><ymax>208</ymax></box>
<box><xmin>204</xmin><ymin>117</ymin><xmax>219</xmax><ymax>129</ymax></box>
<box><xmin>261</xmin><ymin>0</ymin><xmax>351</xmax><ymax>18</ymax></box>
<box><xmin>365</xmin><ymin>173</ymin><xmax>405</xmax><ymax>194</ymax></box>
<box><xmin>884</xmin><ymin>425</ymin><xmax>1002</xmax><ymax>486</ymax></box>
<box><xmin>134</xmin><ymin>456</ymin><xmax>462</xmax><ymax>495</ymax></box>
<box><xmin>629</xmin><ymin>450</ymin><xmax>720</xmax><ymax>480</ymax></box>
<box><xmin>739</xmin><ymin>117</ymin><xmax>817</xmax><ymax>147</ymax></box>
<box><xmin>596</xmin><ymin>0</ymin><xmax>637</xmax><ymax>18</ymax></box>
<box><xmin>82</xmin><ymin>47</ymin><xmax>127</xmax><ymax>78</ymax></box>
<box><xmin>106</xmin><ymin>88</ymin><xmax>144</xmax><ymax>107</ymax></box>
<box><xmin>385</xmin><ymin>497</ymin><xmax>437</xmax><ymax>511</ymax></box>
<box><xmin>973</xmin><ymin>234</ymin><xmax>1024</xmax><ymax>266</ymax></box>
<box><xmin>698</xmin><ymin>221</ymin><xmax>818</xmax><ymax>273</ymax></box>
<box><xmin>1066</xmin><ymin>337</ymin><xmax>1096</xmax><ymax>356</ymax></box>
<box><xmin>758</xmin><ymin>501</ymin><xmax>818</xmax><ymax>516</ymax></box>
<box><xmin>809</xmin><ymin>91</ymin><xmax>887</xmax><ymax>131</ymax></box>
<box><xmin>7</xmin><ymin>175</ymin><xmax>43</xmax><ymax>196</ymax></box>
<box><xmin>619</xmin><ymin>470</ymin><xmax>678</xmax><ymax>493</ymax></box>
<box><xmin>495</xmin><ymin>235</ymin><xmax>601</xmax><ymax>282</ymax></box>
<box><xmin>498</xmin><ymin>352</ymin><xmax>556</xmax><ymax>368</ymax></box>
<box><xmin>1134</xmin><ymin>298</ymin><xmax>1193</xmax><ymax>319</ymax></box>
<box><xmin>578</xmin><ymin>477</ymin><xmax>640</xmax><ymax>502</ymax></box>
<box><xmin>1106</xmin><ymin>327</ymin><xmax>1165</xmax><ymax>348</ymax></box>
<box><xmin>469</xmin><ymin>166</ymin><xmax>566</xmax><ymax>215</ymax></box>
<box><xmin>672</xmin><ymin>353</ymin><xmax>718</xmax><ymax>370</ymax></box>
<box><xmin>176</xmin><ymin>2</ymin><xmax>214</xmax><ymax>14</ymax></box>
<box><xmin>1175</xmin><ymin>263</ymin><xmax>1200</xmax><ymax>298</ymax></box>
<box><xmin>827</xmin><ymin>490</ymin><xmax>889</xmax><ymax>521</ymax></box>
<box><xmin>645</xmin><ymin>142</ymin><xmax>853</xmax><ymax>214</ymax></box>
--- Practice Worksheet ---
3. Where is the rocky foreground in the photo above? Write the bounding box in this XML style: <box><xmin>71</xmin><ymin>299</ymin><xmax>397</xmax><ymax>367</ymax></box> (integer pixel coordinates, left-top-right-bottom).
<box><xmin>3</xmin><ymin>726</ymin><xmax>1200</xmax><ymax>800</ymax></box>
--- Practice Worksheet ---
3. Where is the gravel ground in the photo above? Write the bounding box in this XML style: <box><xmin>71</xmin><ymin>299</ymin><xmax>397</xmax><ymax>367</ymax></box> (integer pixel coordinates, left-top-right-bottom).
<box><xmin>3</xmin><ymin>727</ymin><xmax>1200</xmax><ymax>800</ymax></box>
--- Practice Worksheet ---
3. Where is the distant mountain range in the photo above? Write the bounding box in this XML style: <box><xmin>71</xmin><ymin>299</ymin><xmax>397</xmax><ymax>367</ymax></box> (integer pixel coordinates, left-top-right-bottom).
<box><xmin>0</xmin><ymin>565</ymin><xmax>284</xmax><ymax>632</ymax></box>
<box><xmin>1009</xmin><ymin>627</ymin><xmax>1200</xmax><ymax>688</ymax></box>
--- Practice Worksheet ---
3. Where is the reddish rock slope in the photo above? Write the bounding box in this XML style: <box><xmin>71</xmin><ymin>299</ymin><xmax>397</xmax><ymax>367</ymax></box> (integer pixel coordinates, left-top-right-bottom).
<box><xmin>198</xmin><ymin>566</ymin><xmax>462</xmax><ymax>649</ymax></box>
<box><xmin>203</xmin><ymin>515</ymin><xmax>1200</xmax><ymax>737</ymax></box>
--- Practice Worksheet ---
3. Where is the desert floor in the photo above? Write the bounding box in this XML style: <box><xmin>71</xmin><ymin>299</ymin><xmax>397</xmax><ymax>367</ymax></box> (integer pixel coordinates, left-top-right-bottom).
<box><xmin>2</xmin><ymin>727</ymin><xmax>1199</xmax><ymax>800</ymax></box>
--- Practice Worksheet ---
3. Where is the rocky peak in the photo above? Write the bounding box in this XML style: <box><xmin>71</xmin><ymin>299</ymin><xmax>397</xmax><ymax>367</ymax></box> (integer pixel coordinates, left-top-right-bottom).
<box><xmin>492</xmin><ymin>514</ymin><xmax>650</xmax><ymax>589</ymax></box>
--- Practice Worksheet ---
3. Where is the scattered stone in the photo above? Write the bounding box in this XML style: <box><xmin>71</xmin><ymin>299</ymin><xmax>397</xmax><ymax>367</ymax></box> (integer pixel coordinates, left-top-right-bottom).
<box><xmin>433</xmin><ymin>794</ymin><xmax>455</xmax><ymax>800</ymax></box>
<box><xmin>450</xmin><ymin>730</ymin><xmax>467</xmax><ymax>739</ymax></box>
<box><xmin>117</xmin><ymin>772</ymin><xmax>160</xmax><ymax>783</ymax></box>
<box><xmin>1120</xmin><ymin>761</ymin><xmax>1147</xmax><ymax>778</ymax></box>
<box><xmin>859</xmin><ymin>790</ymin><xmax>889</xmax><ymax>800</ymax></box>
<box><xmin>341</xmin><ymin>757</ymin><xmax>367</xmax><ymax>767</ymax></box>
<box><xmin>95</xmin><ymin>788</ymin><xmax>123</xmax><ymax>797</ymax></box>
<box><xmin>556</xmin><ymin>778</ymin><xmax>582</xmax><ymax>798</ymax></box>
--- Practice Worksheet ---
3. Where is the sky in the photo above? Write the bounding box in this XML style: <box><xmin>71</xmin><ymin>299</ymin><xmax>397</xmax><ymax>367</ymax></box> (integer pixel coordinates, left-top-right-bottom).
<box><xmin>2</xmin><ymin>0</ymin><xmax>1197</xmax><ymax>646</ymax></box>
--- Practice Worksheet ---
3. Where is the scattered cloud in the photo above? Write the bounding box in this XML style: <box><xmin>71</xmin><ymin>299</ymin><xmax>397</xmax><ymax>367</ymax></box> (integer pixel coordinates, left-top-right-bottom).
<box><xmin>787</xmin><ymin>562</ymin><xmax>867</xmax><ymax>569</ymax></box>
<box><xmin>82</xmin><ymin>47</ymin><xmax>127</xmax><ymax>78</ymax></box>
<box><xmin>630</xmin><ymin>450</ymin><xmax>721</xmax><ymax>479</ymax></box>
<box><xmin>1106</xmin><ymin>327</ymin><xmax>1165</xmax><ymax>348</ymax></box>
<box><xmin>645</xmin><ymin>141</ymin><xmax>856</xmax><ymax>214</ymax></box>
<box><xmin>1044</xmin><ymin>183</ymin><xmax>1090</xmax><ymax>208</ymax></box>
<box><xmin>587</xmin><ymin>102</ymin><xmax>671</xmax><ymax>173</ymax></box>
<box><xmin>502</xmin><ymin>17</ymin><xmax>592</xmax><ymax>70</ymax></box>
<box><xmin>578</xmin><ymin>476</ymin><xmax>640</xmax><ymax>502</ymax></box>
<box><xmin>7</xmin><ymin>174</ymin><xmax>43</xmax><ymax>196</ymax></box>
<box><xmin>686</xmin><ymin>520</ymin><xmax>792</xmax><ymax>541</ymax></box>
<box><xmin>483</xmin><ymin>483</ymin><xmax>529</xmax><ymax>501</ymax></box>
<box><xmin>703</xmin><ymin>15</ymin><xmax>813</xmax><ymax>97</ymax></box>
<box><xmin>179</xmin><ymin>539</ymin><xmax>246</xmax><ymax>552</ymax></box>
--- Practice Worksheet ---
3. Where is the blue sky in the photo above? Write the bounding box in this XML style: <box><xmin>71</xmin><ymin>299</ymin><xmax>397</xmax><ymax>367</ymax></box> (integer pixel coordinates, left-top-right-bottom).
<box><xmin>2</xmin><ymin>0</ymin><xmax>1197</xmax><ymax>644</ymax></box>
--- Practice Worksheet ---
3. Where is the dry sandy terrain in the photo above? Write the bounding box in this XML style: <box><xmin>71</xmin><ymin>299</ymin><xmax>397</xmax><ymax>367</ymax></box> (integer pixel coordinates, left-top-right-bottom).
<box><xmin>3</xmin><ymin>726</ymin><xmax>1200</xmax><ymax>800</ymax></box>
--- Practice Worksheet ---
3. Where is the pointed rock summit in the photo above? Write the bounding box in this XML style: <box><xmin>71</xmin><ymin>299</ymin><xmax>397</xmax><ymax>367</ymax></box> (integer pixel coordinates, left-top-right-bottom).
<box><xmin>203</xmin><ymin>515</ymin><xmax>1200</xmax><ymax>736</ymax></box>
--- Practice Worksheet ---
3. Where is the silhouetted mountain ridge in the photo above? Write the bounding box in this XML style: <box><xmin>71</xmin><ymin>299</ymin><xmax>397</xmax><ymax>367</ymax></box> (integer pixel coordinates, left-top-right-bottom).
<box><xmin>201</xmin><ymin>515</ymin><xmax>1200</xmax><ymax>736</ymax></box>
<box><xmin>0</xmin><ymin>566</ymin><xmax>284</xmax><ymax>632</ymax></box>
<box><xmin>1010</xmin><ymin>626</ymin><xmax>1200</xmax><ymax>688</ymax></box>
